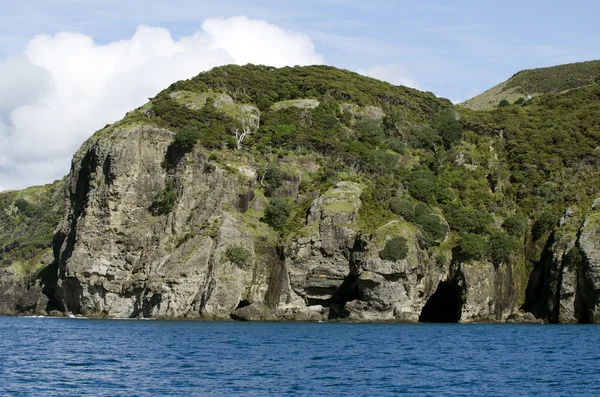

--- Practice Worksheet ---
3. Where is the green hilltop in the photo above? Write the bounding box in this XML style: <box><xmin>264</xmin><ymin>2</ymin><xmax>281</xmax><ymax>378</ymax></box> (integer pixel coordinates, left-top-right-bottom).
<box><xmin>462</xmin><ymin>59</ymin><xmax>600</xmax><ymax>110</ymax></box>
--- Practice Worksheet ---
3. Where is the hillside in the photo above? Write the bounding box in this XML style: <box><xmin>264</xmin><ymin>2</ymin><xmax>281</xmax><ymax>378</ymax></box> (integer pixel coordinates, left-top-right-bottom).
<box><xmin>461</xmin><ymin>60</ymin><xmax>600</xmax><ymax>110</ymax></box>
<box><xmin>0</xmin><ymin>180</ymin><xmax>64</xmax><ymax>314</ymax></box>
<box><xmin>2</xmin><ymin>63</ymin><xmax>600</xmax><ymax>323</ymax></box>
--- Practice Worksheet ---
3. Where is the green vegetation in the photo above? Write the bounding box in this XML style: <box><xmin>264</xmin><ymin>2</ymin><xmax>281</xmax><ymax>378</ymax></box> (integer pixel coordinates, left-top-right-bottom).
<box><xmin>172</xmin><ymin>125</ymin><xmax>202</xmax><ymax>152</ymax></box>
<box><xmin>225</xmin><ymin>245</ymin><xmax>252</xmax><ymax>268</ymax></box>
<box><xmin>0</xmin><ymin>180</ymin><xmax>64</xmax><ymax>276</ymax></box>
<box><xmin>505</xmin><ymin>60</ymin><xmax>600</xmax><ymax>95</ymax></box>
<box><xmin>458</xmin><ymin>233</ymin><xmax>487</xmax><ymax>260</ymax></box>
<box><xmin>379</xmin><ymin>237</ymin><xmax>409</xmax><ymax>261</ymax></box>
<box><xmin>463</xmin><ymin>60</ymin><xmax>600</xmax><ymax>110</ymax></box>
<box><xmin>499</xmin><ymin>99</ymin><xmax>510</xmax><ymax>107</ymax></box>
<box><xmin>487</xmin><ymin>232</ymin><xmax>521</xmax><ymax>265</ymax></box>
<box><xmin>262</xmin><ymin>198</ymin><xmax>292</xmax><ymax>231</ymax></box>
<box><xmin>151</xmin><ymin>187</ymin><xmax>177</xmax><ymax>215</ymax></box>
<box><xmin>388</xmin><ymin>197</ymin><xmax>414</xmax><ymax>220</ymax></box>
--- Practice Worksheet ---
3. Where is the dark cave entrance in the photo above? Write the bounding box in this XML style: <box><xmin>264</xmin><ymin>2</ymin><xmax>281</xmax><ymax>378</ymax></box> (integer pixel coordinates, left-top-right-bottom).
<box><xmin>236</xmin><ymin>300</ymin><xmax>251</xmax><ymax>310</ymax></box>
<box><xmin>419</xmin><ymin>281</ymin><xmax>462</xmax><ymax>323</ymax></box>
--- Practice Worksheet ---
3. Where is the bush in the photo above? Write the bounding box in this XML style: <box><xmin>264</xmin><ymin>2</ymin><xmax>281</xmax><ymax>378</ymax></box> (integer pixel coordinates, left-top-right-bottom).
<box><xmin>379</xmin><ymin>237</ymin><xmax>409</xmax><ymax>261</ymax></box>
<box><xmin>437</xmin><ymin>187</ymin><xmax>456</xmax><ymax>204</ymax></box>
<box><xmin>262</xmin><ymin>198</ymin><xmax>292</xmax><ymax>230</ymax></box>
<box><xmin>389</xmin><ymin>198</ymin><xmax>414</xmax><ymax>220</ymax></box>
<box><xmin>408</xmin><ymin>179</ymin><xmax>436</xmax><ymax>203</ymax></box>
<box><xmin>458</xmin><ymin>233</ymin><xmax>487</xmax><ymax>260</ymax></box>
<box><xmin>408</xmin><ymin>127</ymin><xmax>441</xmax><ymax>151</ymax></box>
<box><xmin>407</xmin><ymin>169</ymin><xmax>437</xmax><ymax>203</ymax></box>
<box><xmin>355</xmin><ymin>118</ymin><xmax>385</xmax><ymax>146</ymax></box>
<box><xmin>445</xmin><ymin>206</ymin><xmax>493</xmax><ymax>234</ymax></box>
<box><xmin>261</xmin><ymin>164</ymin><xmax>286</xmax><ymax>196</ymax></box>
<box><xmin>503</xmin><ymin>214</ymin><xmax>528</xmax><ymax>236</ymax></box>
<box><xmin>433</xmin><ymin>109</ymin><xmax>462</xmax><ymax>149</ymax></box>
<box><xmin>172</xmin><ymin>125</ymin><xmax>202</xmax><ymax>152</ymax></box>
<box><xmin>226</xmin><ymin>245</ymin><xmax>252</xmax><ymax>268</ymax></box>
<box><xmin>499</xmin><ymin>99</ymin><xmax>510</xmax><ymax>107</ymax></box>
<box><xmin>414</xmin><ymin>213</ymin><xmax>446</xmax><ymax>245</ymax></box>
<box><xmin>487</xmin><ymin>232</ymin><xmax>521</xmax><ymax>265</ymax></box>
<box><xmin>532</xmin><ymin>211</ymin><xmax>558</xmax><ymax>239</ymax></box>
<box><xmin>413</xmin><ymin>203</ymin><xmax>430</xmax><ymax>218</ymax></box>
<box><xmin>151</xmin><ymin>187</ymin><xmax>177</xmax><ymax>215</ymax></box>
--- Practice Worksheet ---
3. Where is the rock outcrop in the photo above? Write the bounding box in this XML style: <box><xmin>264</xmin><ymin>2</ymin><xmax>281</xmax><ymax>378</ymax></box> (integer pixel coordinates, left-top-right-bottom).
<box><xmin>46</xmin><ymin>126</ymin><xmax>537</xmax><ymax>321</ymax></box>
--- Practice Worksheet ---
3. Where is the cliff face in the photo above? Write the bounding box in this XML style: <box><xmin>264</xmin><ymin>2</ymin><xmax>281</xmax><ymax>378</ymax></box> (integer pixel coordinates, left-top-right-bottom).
<box><xmin>47</xmin><ymin>124</ymin><xmax>532</xmax><ymax>322</ymax></box>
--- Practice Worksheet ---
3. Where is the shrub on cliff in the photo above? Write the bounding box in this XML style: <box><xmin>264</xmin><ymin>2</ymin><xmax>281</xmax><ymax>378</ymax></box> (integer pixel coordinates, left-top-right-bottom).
<box><xmin>487</xmin><ymin>232</ymin><xmax>521</xmax><ymax>265</ymax></box>
<box><xmin>388</xmin><ymin>197</ymin><xmax>414</xmax><ymax>220</ymax></box>
<box><xmin>445</xmin><ymin>205</ymin><xmax>492</xmax><ymax>234</ymax></box>
<box><xmin>532</xmin><ymin>211</ymin><xmax>558</xmax><ymax>239</ymax></box>
<box><xmin>413</xmin><ymin>212</ymin><xmax>445</xmax><ymax>245</ymax></box>
<box><xmin>225</xmin><ymin>245</ymin><xmax>252</xmax><ymax>268</ymax></box>
<box><xmin>262</xmin><ymin>198</ymin><xmax>292</xmax><ymax>231</ymax></box>
<box><xmin>458</xmin><ymin>233</ymin><xmax>487</xmax><ymax>260</ymax></box>
<box><xmin>172</xmin><ymin>125</ymin><xmax>202</xmax><ymax>152</ymax></box>
<box><xmin>503</xmin><ymin>214</ymin><xmax>528</xmax><ymax>236</ymax></box>
<box><xmin>151</xmin><ymin>187</ymin><xmax>177</xmax><ymax>215</ymax></box>
<box><xmin>407</xmin><ymin>170</ymin><xmax>437</xmax><ymax>203</ymax></box>
<box><xmin>379</xmin><ymin>237</ymin><xmax>409</xmax><ymax>261</ymax></box>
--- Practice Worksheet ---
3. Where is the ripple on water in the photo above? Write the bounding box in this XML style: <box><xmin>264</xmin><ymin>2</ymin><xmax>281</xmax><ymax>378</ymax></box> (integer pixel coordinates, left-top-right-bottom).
<box><xmin>1</xmin><ymin>318</ymin><xmax>600</xmax><ymax>396</ymax></box>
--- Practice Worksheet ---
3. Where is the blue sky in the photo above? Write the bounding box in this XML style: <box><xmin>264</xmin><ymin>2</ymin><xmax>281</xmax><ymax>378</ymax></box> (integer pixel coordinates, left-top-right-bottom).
<box><xmin>0</xmin><ymin>0</ymin><xmax>599</xmax><ymax>190</ymax></box>
<box><xmin>2</xmin><ymin>0</ymin><xmax>599</xmax><ymax>100</ymax></box>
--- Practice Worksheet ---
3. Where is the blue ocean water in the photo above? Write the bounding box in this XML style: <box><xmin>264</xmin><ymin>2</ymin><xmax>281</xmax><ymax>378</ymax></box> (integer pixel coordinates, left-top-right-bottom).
<box><xmin>0</xmin><ymin>317</ymin><xmax>599</xmax><ymax>396</ymax></box>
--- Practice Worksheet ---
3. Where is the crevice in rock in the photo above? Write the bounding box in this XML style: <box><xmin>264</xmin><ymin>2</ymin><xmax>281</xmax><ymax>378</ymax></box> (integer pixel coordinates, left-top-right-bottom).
<box><xmin>326</xmin><ymin>236</ymin><xmax>367</xmax><ymax>319</ymax></box>
<box><xmin>327</xmin><ymin>273</ymin><xmax>359</xmax><ymax>319</ymax></box>
<box><xmin>522</xmin><ymin>232</ymin><xmax>556</xmax><ymax>321</ymax></box>
<box><xmin>575</xmin><ymin>242</ymin><xmax>594</xmax><ymax>324</ymax></box>
<box><xmin>236</xmin><ymin>299</ymin><xmax>251</xmax><ymax>309</ymax></box>
<box><xmin>418</xmin><ymin>281</ymin><xmax>462</xmax><ymax>323</ymax></box>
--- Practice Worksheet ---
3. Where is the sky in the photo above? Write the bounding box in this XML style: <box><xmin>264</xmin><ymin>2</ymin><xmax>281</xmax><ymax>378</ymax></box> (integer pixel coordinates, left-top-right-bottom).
<box><xmin>0</xmin><ymin>0</ymin><xmax>599</xmax><ymax>191</ymax></box>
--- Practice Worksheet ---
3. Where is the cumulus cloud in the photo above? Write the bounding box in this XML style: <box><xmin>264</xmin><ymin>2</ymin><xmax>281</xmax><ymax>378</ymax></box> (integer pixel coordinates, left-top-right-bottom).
<box><xmin>358</xmin><ymin>64</ymin><xmax>420</xmax><ymax>90</ymax></box>
<box><xmin>0</xmin><ymin>16</ymin><xmax>323</xmax><ymax>191</ymax></box>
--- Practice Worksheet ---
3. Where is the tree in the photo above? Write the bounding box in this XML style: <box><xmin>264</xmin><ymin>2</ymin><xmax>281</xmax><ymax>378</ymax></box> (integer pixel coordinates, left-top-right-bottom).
<box><xmin>379</xmin><ymin>237</ymin><xmax>409</xmax><ymax>261</ymax></box>
<box><xmin>172</xmin><ymin>125</ymin><xmax>201</xmax><ymax>152</ymax></box>
<box><xmin>389</xmin><ymin>198</ymin><xmax>414</xmax><ymax>221</ymax></box>
<box><xmin>503</xmin><ymin>214</ymin><xmax>528</xmax><ymax>236</ymax></box>
<box><xmin>262</xmin><ymin>198</ymin><xmax>292</xmax><ymax>230</ymax></box>
<box><xmin>532</xmin><ymin>211</ymin><xmax>558</xmax><ymax>239</ymax></box>
<box><xmin>487</xmin><ymin>232</ymin><xmax>521</xmax><ymax>265</ymax></box>
<box><xmin>499</xmin><ymin>99</ymin><xmax>510</xmax><ymax>107</ymax></box>
<box><xmin>433</xmin><ymin>109</ymin><xmax>462</xmax><ymax>149</ymax></box>
<box><xmin>458</xmin><ymin>233</ymin><xmax>487</xmax><ymax>260</ymax></box>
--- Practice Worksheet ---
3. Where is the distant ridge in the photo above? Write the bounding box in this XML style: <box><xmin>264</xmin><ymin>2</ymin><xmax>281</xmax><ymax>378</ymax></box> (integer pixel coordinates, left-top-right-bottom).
<box><xmin>462</xmin><ymin>59</ymin><xmax>600</xmax><ymax>110</ymax></box>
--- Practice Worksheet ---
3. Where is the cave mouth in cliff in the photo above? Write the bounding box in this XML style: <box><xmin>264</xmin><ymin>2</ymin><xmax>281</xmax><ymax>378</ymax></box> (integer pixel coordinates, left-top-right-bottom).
<box><xmin>236</xmin><ymin>300</ymin><xmax>251</xmax><ymax>310</ymax></box>
<box><xmin>418</xmin><ymin>281</ymin><xmax>462</xmax><ymax>323</ymax></box>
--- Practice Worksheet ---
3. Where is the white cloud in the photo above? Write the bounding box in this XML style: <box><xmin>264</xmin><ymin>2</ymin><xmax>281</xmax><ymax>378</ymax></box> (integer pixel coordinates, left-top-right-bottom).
<box><xmin>358</xmin><ymin>64</ymin><xmax>420</xmax><ymax>90</ymax></box>
<box><xmin>0</xmin><ymin>16</ymin><xmax>323</xmax><ymax>191</ymax></box>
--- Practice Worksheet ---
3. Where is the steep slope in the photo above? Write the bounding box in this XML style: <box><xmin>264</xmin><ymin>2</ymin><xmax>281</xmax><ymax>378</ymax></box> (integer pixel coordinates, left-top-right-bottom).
<box><xmin>0</xmin><ymin>180</ymin><xmax>65</xmax><ymax>314</ymax></box>
<box><xmin>462</xmin><ymin>60</ymin><xmax>600</xmax><ymax>110</ymax></box>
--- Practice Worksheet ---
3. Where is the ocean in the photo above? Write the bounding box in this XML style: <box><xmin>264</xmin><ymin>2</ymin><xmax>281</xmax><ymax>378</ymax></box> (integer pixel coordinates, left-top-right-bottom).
<box><xmin>0</xmin><ymin>317</ymin><xmax>598</xmax><ymax>396</ymax></box>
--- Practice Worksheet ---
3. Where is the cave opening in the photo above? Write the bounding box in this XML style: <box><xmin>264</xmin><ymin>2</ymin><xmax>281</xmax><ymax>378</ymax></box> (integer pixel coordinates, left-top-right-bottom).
<box><xmin>419</xmin><ymin>281</ymin><xmax>462</xmax><ymax>323</ymax></box>
<box><xmin>236</xmin><ymin>300</ymin><xmax>251</xmax><ymax>310</ymax></box>
<box><xmin>327</xmin><ymin>274</ymin><xmax>360</xmax><ymax>320</ymax></box>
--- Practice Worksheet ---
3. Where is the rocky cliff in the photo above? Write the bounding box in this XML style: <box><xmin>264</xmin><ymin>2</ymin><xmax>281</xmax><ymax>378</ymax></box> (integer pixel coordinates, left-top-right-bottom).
<box><xmin>2</xmin><ymin>64</ymin><xmax>600</xmax><ymax>323</ymax></box>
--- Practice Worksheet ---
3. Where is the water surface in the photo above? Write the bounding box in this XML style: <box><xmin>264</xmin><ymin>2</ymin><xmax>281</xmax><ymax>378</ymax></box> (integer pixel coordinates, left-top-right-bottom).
<box><xmin>0</xmin><ymin>317</ymin><xmax>598</xmax><ymax>396</ymax></box>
